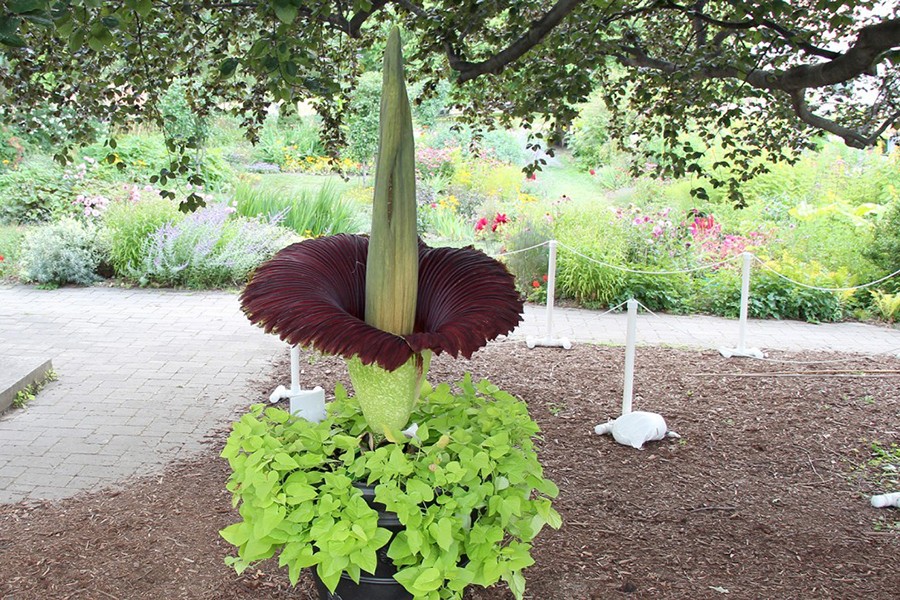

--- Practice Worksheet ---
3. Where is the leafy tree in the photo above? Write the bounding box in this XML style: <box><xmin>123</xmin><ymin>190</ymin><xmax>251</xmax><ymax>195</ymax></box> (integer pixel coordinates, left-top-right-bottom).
<box><xmin>1</xmin><ymin>1</ymin><xmax>898</xmax><ymax>206</ymax></box>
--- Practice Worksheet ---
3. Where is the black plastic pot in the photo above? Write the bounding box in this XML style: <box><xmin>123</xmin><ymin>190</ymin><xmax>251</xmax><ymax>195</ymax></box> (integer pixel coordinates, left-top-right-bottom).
<box><xmin>312</xmin><ymin>483</ymin><xmax>412</xmax><ymax>600</ymax></box>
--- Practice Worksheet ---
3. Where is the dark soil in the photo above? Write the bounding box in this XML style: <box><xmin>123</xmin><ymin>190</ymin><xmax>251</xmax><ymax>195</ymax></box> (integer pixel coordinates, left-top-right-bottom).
<box><xmin>2</xmin><ymin>344</ymin><xmax>898</xmax><ymax>600</ymax></box>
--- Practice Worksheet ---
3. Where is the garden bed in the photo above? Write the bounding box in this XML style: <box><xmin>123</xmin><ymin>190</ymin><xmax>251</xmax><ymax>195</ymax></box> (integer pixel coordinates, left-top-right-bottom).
<box><xmin>1</xmin><ymin>344</ymin><xmax>897</xmax><ymax>599</ymax></box>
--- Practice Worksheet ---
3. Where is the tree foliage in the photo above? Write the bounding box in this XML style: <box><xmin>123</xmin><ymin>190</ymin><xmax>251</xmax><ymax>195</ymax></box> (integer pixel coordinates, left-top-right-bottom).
<box><xmin>1</xmin><ymin>1</ymin><xmax>898</xmax><ymax>206</ymax></box>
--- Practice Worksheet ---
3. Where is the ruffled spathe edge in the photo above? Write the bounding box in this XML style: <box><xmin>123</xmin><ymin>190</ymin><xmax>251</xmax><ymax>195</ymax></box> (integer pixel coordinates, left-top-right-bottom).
<box><xmin>240</xmin><ymin>234</ymin><xmax>524</xmax><ymax>371</ymax></box>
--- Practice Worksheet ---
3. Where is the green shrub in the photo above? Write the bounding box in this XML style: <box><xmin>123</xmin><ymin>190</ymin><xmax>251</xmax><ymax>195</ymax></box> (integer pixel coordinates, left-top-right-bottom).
<box><xmin>409</xmin><ymin>79</ymin><xmax>450</xmax><ymax>127</ymax></box>
<box><xmin>479</xmin><ymin>129</ymin><xmax>526</xmax><ymax>165</ymax></box>
<box><xmin>567</xmin><ymin>91</ymin><xmax>617</xmax><ymax>169</ymax></box>
<box><xmin>103</xmin><ymin>195</ymin><xmax>183</xmax><ymax>275</ymax></box>
<box><xmin>867</xmin><ymin>199</ymin><xmax>900</xmax><ymax>277</ymax></box>
<box><xmin>687</xmin><ymin>268</ymin><xmax>742</xmax><ymax>316</ymax></box>
<box><xmin>82</xmin><ymin>133</ymin><xmax>234</xmax><ymax>190</ymax></box>
<box><xmin>779</xmin><ymin>204</ymin><xmax>883</xmax><ymax>282</ymax></box>
<box><xmin>160</xmin><ymin>80</ymin><xmax>209</xmax><ymax>147</ymax></box>
<box><xmin>748</xmin><ymin>268</ymin><xmax>843</xmax><ymax>323</ymax></box>
<box><xmin>870</xmin><ymin>291</ymin><xmax>900</xmax><ymax>323</ymax></box>
<box><xmin>554</xmin><ymin>203</ymin><xmax>627</xmax><ymax>306</ymax></box>
<box><xmin>609</xmin><ymin>271</ymin><xmax>692</xmax><ymax>313</ymax></box>
<box><xmin>502</xmin><ymin>219</ymin><xmax>552</xmax><ymax>294</ymax></box>
<box><xmin>345</xmin><ymin>71</ymin><xmax>382</xmax><ymax>165</ymax></box>
<box><xmin>233</xmin><ymin>180</ymin><xmax>362</xmax><ymax>237</ymax></box>
<box><xmin>419</xmin><ymin>202</ymin><xmax>474</xmax><ymax>243</ymax></box>
<box><xmin>82</xmin><ymin>133</ymin><xmax>169</xmax><ymax>180</ymax></box>
<box><xmin>253</xmin><ymin>114</ymin><xmax>324</xmax><ymax>167</ymax></box>
<box><xmin>0</xmin><ymin>223</ymin><xmax>29</xmax><ymax>278</ymax></box>
<box><xmin>0</xmin><ymin>156</ymin><xmax>77</xmax><ymax>224</ymax></box>
<box><xmin>688</xmin><ymin>258</ymin><xmax>844</xmax><ymax>323</ymax></box>
<box><xmin>18</xmin><ymin>219</ymin><xmax>109</xmax><ymax>286</ymax></box>
<box><xmin>134</xmin><ymin>203</ymin><xmax>297</xmax><ymax>288</ymax></box>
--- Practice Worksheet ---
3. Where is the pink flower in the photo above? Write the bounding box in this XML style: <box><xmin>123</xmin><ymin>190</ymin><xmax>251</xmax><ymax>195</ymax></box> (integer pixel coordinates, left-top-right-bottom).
<box><xmin>494</xmin><ymin>213</ymin><xmax>508</xmax><ymax>225</ymax></box>
<box><xmin>475</xmin><ymin>217</ymin><xmax>489</xmax><ymax>231</ymax></box>
<box><xmin>527</xmin><ymin>172</ymin><xmax>537</xmax><ymax>181</ymax></box>
<box><xmin>652</xmin><ymin>225</ymin><xmax>663</xmax><ymax>238</ymax></box>
<box><xmin>589</xmin><ymin>169</ymin><xmax>596</xmax><ymax>176</ymax></box>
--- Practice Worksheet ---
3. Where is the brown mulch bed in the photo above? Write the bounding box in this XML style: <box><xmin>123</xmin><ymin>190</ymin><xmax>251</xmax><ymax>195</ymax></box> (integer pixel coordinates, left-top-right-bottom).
<box><xmin>1</xmin><ymin>344</ymin><xmax>898</xmax><ymax>600</ymax></box>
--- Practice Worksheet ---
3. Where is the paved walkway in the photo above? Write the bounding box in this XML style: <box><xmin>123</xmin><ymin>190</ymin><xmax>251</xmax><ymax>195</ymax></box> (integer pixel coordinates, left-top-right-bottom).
<box><xmin>1</xmin><ymin>284</ymin><xmax>898</xmax><ymax>504</ymax></box>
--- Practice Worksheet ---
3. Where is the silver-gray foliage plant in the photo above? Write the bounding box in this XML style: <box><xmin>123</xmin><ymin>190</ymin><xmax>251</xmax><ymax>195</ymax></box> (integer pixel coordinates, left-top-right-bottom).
<box><xmin>19</xmin><ymin>219</ymin><xmax>109</xmax><ymax>286</ymax></box>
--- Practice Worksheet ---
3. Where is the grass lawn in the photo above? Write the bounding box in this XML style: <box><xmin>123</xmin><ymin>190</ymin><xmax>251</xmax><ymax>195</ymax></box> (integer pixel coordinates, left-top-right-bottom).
<box><xmin>524</xmin><ymin>152</ymin><xmax>611</xmax><ymax>205</ymax></box>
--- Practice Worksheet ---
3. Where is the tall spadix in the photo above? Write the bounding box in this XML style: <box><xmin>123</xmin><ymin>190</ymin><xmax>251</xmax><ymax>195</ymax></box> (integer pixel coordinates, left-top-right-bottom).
<box><xmin>348</xmin><ymin>26</ymin><xmax>425</xmax><ymax>435</ymax></box>
<box><xmin>365</xmin><ymin>26</ymin><xmax>418</xmax><ymax>335</ymax></box>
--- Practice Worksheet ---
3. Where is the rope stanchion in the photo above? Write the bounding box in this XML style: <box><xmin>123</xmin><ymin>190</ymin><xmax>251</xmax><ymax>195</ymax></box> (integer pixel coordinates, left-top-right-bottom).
<box><xmin>622</xmin><ymin>298</ymin><xmax>638</xmax><ymax>415</ymax></box>
<box><xmin>271</xmin><ymin>345</ymin><xmax>326</xmax><ymax>422</ymax></box>
<box><xmin>720</xmin><ymin>252</ymin><xmax>764</xmax><ymax>359</ymax></box>
<box><xmin>527</xmin><ymin>240</ymin><xmax>572</xmax><ymax>349</ymax></box>
<box><xmin>487</xmin><ymin>239</ymin><xmax>899</xmax><ymax>358</ymax></box>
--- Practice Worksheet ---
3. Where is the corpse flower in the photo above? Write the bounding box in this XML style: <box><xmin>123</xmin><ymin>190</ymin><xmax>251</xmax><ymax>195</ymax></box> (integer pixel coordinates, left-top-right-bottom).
<box><xmin>240</xmin><ymin>27</ymin><xmax>523</xmax><ymax>434</ymax></box>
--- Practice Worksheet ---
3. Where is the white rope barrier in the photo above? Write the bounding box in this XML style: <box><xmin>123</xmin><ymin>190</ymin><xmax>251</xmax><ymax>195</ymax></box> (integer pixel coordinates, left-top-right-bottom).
<box><xmin>751</xmin><ymin>347</ymin><xmax>900</xmax><ymax>365</ymax></box>
<box><xmin>555</xmin><ymin>241</ymin><xmax>742</xmax><ymax>275</ymax></box>
<box><xmin>488</xmin><ymin>240</ymin><xmax>898</xmax><ymax>358</ymax></box>
<box><xmin>492</xmin><ymin>240</ymin><xmax>550</xmax><ymax>258</ymax></box>
<box><xmin>753</xmin><ymin>257</ymin><xmax>900</xmax><ymax>293</ymax></box>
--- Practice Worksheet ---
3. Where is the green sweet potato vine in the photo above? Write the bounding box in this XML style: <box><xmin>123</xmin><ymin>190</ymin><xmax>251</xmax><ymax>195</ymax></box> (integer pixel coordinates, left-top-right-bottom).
<box><xmin>220</xmin><ymin>375</ymin><xmax>560</xmax><ymax>599</ymax></box>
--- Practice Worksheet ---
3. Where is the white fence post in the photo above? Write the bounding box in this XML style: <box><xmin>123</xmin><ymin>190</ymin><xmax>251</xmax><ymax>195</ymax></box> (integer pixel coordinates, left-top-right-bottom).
<box><xmin>720</xmin><ymin>252</ymin><xmax>763</xmax><ymax>359</ymax></box>
<box><xmin>527</xmin><ymin>239</ymin><xmax>572</xmax><ymax>349</ymax></box>
<box><xmin>266</xmin><ymin>344</ymin><xmax>326</xmax><ymax>422</ymax></box>
<box><xmin>290</xmin><ymin>345</ymin><xmax>301</xmax><ymax>394</ymax></box>
<box><xmin>622</xmin><ymin>298</ymin><xmax>637</xmax><ymax>415</ymax></box>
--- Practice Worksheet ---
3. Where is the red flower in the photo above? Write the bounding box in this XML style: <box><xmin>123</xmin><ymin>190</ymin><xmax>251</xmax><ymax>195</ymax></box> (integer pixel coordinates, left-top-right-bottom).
<box><xmin>589</xmin><ymin>169</ymin><xmax>596</xmax><ymax>176</ymax></box>
<box><xmin>527</xmin><ymin>172</ymin><xmax>537</xmax><ymax>181</ymax></box>
<box><xmin>532</xmin><ymin>280</ymin><xmax>541</xmax><ymax>288</ymax></box>
<box><xmin>0</xmin><ymin>255</ymin><xmax>4</xmax><ymax>262</ymax></box>
<box><xmin>542</xmin><ymin>274</ymin><xmax>548</xmax><ymax>282</ymax></box>
<box><xmin>475</xmin><ymin>217</ymin><xmax>489</xmax><ymax>231</ymax></box>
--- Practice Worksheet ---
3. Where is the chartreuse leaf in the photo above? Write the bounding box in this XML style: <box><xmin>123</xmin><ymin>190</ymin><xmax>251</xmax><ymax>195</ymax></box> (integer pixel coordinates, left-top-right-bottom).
<box><xmin>508</xmin><ymin>570</ymin><xmax>526</xmax><ymax>599</ymax></box>
<box><xmin>406</xmin><ymin>478</ymin><xmax>435</xmax><ymax>503</ymax></box>
<box><xmin>317</xmin><ymin>553</ymin><xmax>349</xmax><ymax>592</ymax></box>
<box><xmin>221</xmin><ymin>372</ymin><xmax>557</xmax><ymax>600</ymax></box>
<box><xmin>428</xmin><ymin>517</ymin><xmax>454</xmax><ymax>551</ymax></box>
<box><xmin>219</xmin><ymin>522</ymin><xmax>250</xmax><ymax>547</ymax></box>
<box><xmin>413</xmin><ymin>566</ymin><xmax>443</xmax><ymax>593</ymax></box>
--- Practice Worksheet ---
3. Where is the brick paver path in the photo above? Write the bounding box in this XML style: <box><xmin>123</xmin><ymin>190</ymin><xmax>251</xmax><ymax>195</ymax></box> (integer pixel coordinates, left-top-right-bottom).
<box><xmin>1</xmin><ymin>285</ymin><xmax>898</xmax><ymax>504</ymax></box>
<box><xmin>0</xmin><ymin>285</ymin><xmax>283</xmax><ymax>503</ymax></box>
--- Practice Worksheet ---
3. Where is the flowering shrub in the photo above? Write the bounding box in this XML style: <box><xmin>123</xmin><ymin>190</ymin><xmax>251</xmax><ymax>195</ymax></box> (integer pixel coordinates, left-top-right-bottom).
<box><xmin>416</xmin><ymin>146</ymin><xmax>455</xmax><ymax>179</ymax></box>
<box><xmin>612</xmin><ymin>204</ymin><xmax>684</xmax><ymax>266</ymax></box>
<box><xmin>134</xmin><ymin>203</ymin><xmax>296</xmax><ymax>288</ymax></box>
<box><xmin>72</xmin><ymin>194</ymin><xmax>110</xmax><ymax>218</ymax></box>
<box><xmin>686</xmin><ymin>211</ymin><xmax>769</xmax><ymax>260</ymax></box>
<box><xmin>18</xmin><ymin>219</ymin><xmax>109</xmax><ymax>286</ymax></box>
